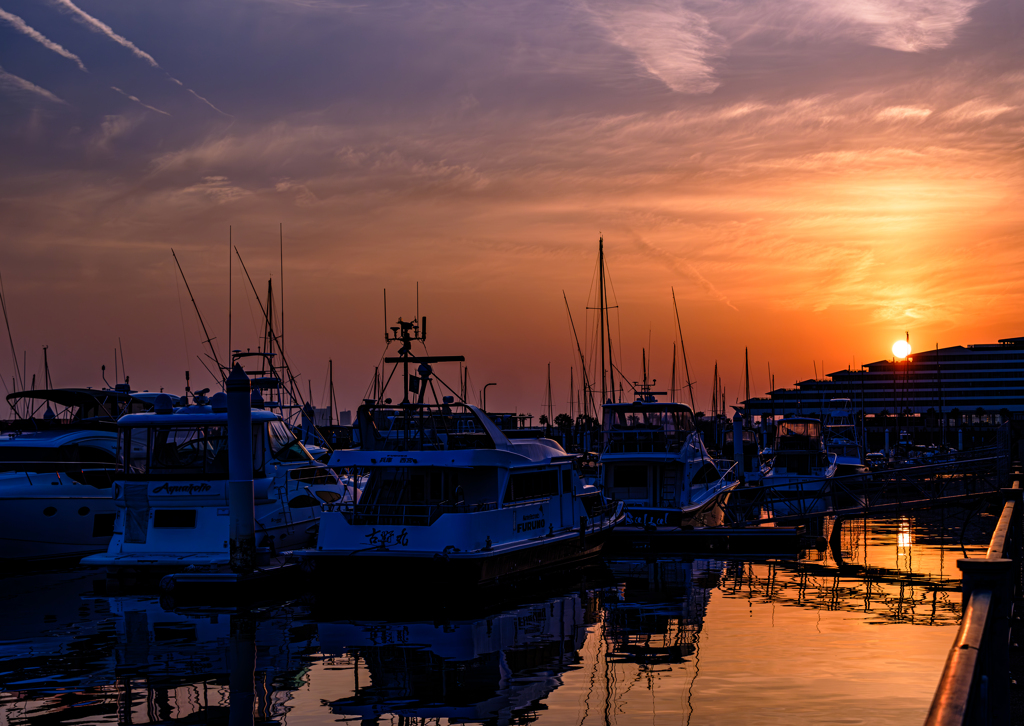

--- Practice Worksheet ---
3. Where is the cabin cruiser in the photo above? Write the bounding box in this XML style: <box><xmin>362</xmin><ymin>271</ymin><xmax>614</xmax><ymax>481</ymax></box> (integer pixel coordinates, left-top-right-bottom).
<box><xmin>0</xmin><ymin>387</ymin><xmax>169</xmax><ymax>562</ymax></box>
<box><xmin>82</xmin><ymin>392</ymin><xmax>350</xmax><ymax>575</ymax></box>
<box><xmin>306</xmin><ymin>401</ymin><xmax>623</xmax><ymax>586</ymax></box>
<box><xmin>599</xmin><ymin>393</ymin><xmax>739</xmax><ymax>529</ymax></box>
<box><xmin>760</xmin><ymin>416</ymin><xmax>838</xmax><ymax>491</ymax></box>
<box><xmin>824</xmin><ymin>398</ymin><xmax>869</xmax><ymax>477</ymax></box>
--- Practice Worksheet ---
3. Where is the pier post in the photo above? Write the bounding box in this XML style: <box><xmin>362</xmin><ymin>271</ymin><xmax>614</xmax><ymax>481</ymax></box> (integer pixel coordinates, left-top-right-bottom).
<box><xmin>227</xmin><ymin>364</ymin><xmax>255</xmax><ymax>574</ymax></box>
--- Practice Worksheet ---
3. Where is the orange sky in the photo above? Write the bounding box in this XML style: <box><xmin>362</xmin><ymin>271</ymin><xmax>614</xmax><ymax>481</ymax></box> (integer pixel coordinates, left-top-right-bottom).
<box><xmin>1</xmin><ymin>0</ymin><xmax>1022</xmax><ymax>415</ymax></box>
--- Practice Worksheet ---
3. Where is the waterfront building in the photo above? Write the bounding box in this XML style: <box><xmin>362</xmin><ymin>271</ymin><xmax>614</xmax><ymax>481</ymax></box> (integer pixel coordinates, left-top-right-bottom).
<box><xmin>745</xmin><ymin>336</ymin><xmax>1024</xmax><ymax>421</ymax></box>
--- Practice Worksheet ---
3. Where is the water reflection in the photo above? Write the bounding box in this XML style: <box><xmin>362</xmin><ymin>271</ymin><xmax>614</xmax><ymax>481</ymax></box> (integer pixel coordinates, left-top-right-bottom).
<box><xmin>0</xmin><ymin>510</ymin><xmax>997</xmax><ymax>726</ymax></box>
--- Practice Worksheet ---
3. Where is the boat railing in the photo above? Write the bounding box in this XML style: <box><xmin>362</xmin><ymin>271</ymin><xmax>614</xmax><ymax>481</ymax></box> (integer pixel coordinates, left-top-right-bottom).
<box><xmin>348</xmin><ymin>501</ymin><xmax>499</xmax><ymax>526</ymax></box>
<box><xmin>924</xmin><ymin>477</ymin><xmax>1021</xmax><ymax>725</ymax></box>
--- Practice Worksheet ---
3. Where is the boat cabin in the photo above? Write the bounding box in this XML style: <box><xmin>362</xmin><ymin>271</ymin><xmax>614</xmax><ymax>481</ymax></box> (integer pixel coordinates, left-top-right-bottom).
<box><xmin>601</xmin><ymin>402</ymin><xmax>696</xmax><ymax>454</ymax></box>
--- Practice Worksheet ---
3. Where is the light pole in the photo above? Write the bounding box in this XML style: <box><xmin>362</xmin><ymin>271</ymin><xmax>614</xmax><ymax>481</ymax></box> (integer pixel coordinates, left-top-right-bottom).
<box><xmin>482</xmin><ymin>383</ymin><xmax>497</xmax><ymax>412</ymax></box>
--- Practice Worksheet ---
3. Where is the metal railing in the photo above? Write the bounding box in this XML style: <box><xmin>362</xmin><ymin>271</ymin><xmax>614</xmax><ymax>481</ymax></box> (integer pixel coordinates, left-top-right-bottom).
<box><xmin>924</xmin><ymin>477</ymin><xmax>1021</xmax><ymax>725</ymax></box>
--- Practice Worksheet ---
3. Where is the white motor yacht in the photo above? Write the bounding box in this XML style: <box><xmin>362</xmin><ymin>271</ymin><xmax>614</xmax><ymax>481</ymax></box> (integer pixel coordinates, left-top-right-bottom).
<box><xmin>306</xmin><ymin>401</ymin><xmax>623</xmax><ymax>587</ymax></box>
<box><xmin>599</xmin><ymin>394</ymin><xmax>739</xmax><ymax>530</ymax></box>
<box><xmin>0</xmin><ymin>387</ymin><xmax>168</xmax><ymax>563</ymax></box>
<box><xmin>760</xmin><ymin>416</ymin><xmax>838</xmax><ymax>491</ymax></box>
<box><xmin>82</xmin><ymin>392</ymin><xmax>351</xmax><ymax>575</ymax></box>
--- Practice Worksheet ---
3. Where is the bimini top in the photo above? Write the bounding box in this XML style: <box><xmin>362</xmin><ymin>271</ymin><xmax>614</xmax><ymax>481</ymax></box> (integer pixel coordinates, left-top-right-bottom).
<box><xmin>118</xmin><ymin>405</ymin><xmax>283</xmax><ymax>428</ymax></box>
<box><xmin>4</xmin><ymin>388</ymin><xmax>169</xmax><ymax>421</ymax></box>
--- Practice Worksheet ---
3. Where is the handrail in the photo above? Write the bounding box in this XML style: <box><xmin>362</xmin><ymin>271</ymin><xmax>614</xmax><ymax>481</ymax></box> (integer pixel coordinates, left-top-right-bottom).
<box><xmin>924</xmin><ymin>470</ymin><xmax>1020</xmax><ymax>726</ymax></box>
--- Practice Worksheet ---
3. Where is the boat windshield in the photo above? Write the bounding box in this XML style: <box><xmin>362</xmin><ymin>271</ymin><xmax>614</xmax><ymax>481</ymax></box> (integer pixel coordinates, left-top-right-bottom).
<box><xmin>775</xmin><ymin>420</ymin><xmax>822</xmax><ymax>450</ymax></box>
<box><xmin>605</xmin><ymin>408</ymin><xmax>694</xmax><ymax>433</ymax></box>
<box><xmin>268</xmin><ymin>420</ymin><xmax>313</xmax><ymax>463</ymax></box>
<box><xmin>119</xmin><ymin>423</ymin><xmax>266</xmax><ymax>479</ymax></box>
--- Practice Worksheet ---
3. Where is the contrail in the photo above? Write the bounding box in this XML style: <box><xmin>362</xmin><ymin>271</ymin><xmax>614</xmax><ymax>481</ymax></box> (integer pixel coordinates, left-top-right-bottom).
<box><xmin>49</xmin><ymin>0</ymin><xmax>158</xmax><ymax>67</ymax></box>
<box><xmin>0</xmin><ymin>65</ymin><xmax>66</xmax><ymax>104</ymax></box>
<box><xmin>111</xmin><ymin>86</ymin><xmax>170</xmax><ymax>115</ymax></box>
<box><xmin>49</xmin><ymin>0</ymin><xmax>231</xmax><ymax>117</ymax></box>
<box><xmin>0</xmin><ymin>6</ymin><xmax>87</xmax><ymax>71</ymax></box>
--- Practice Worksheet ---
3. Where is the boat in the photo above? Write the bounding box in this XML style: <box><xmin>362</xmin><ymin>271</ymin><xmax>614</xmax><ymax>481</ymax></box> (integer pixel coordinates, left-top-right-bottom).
<box><xmin>823</xmin><ymin>398</ymin><xmax>869</xmax><ymax>477</ymax></box>
<box><xmin>760</xmin><ymin>416</ymin><xmax>838</xmax><ymax>492</ymax></box>
<box><xmin>0</xmin><ymin>387</ymin><xmax>170</xmax><ymax>563</ymax></box>
<box><xmin>599</xmin><ymin>385</ymin><xmax>740</xmax><ymax>530</ymax></box>
<box><xmin>81</xmin><ymin>391</ymin><xmax>351</xmax><ymax>575</ymax></box>
<box><xmin>307</xmin><ymin>400</ymin><xmax>622</xmax><ymax>587</ymax></box>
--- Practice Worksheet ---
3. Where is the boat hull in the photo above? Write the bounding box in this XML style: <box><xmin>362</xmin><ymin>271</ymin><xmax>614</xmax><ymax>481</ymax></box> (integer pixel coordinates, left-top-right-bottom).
<box><xmin>0</xmin><ymin>484</ymin><xmax>117</xmax><ymax>562</ymax></box>
<box><xmin>305</xmin><ymin>520</ymin><xmax>616</xmax><ymax>588</ymax></box>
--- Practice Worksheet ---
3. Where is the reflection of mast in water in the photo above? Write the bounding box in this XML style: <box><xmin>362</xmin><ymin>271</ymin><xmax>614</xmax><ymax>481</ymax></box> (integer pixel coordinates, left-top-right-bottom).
<box><xmin>719</xmin><ymin>519</ymin><xmax>961</xmax><ymax>626</ymax></box>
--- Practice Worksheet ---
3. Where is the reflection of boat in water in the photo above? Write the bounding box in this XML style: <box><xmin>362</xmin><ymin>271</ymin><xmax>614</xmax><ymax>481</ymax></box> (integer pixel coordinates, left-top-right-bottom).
<box><xmin>0</xmin><ymin>570</ymin><xmax>314</xmax><ymax>725</ymax></box>
<box><xmin>600</xmin><ymin>558</ymin><xmax>716</xmax><ymax>668</ymax></box>
<box><xmin>318</xmin><ymin>591</ymin><xmax>598</xmax><ymax>724</ymax></box>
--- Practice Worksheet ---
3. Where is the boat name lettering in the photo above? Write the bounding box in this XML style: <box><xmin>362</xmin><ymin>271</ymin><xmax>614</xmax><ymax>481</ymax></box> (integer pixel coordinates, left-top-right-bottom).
<box><xmin>377</xmin><ymin>456</ymin><xmax>419</xmax><ymax>464</ymax></box>
<box><xmin>516</xmin><ymin>518</ymin><xmax>546</xmax><ymax>533</ymax></box>
<box><xmin>368</xmin><ymin>625</ymin><xmax>409</xmax><ymax>645</ymax></box>
<box><xmin>152</xmin><ymin>482</ymin><xmax>213</xmax><ymax>495</ymax></box>
<box><xmin>365</xmin><ymin>527</ymin><xmax>409</xmax><ymax>547</ymax></box>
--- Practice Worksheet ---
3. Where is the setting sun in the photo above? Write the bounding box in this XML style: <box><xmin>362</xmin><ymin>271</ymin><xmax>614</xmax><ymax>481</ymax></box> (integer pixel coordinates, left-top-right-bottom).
<box><xmin>892</xmin><ymin>340</ymin><xmax>912</xmax><ymax>358</ymax></box>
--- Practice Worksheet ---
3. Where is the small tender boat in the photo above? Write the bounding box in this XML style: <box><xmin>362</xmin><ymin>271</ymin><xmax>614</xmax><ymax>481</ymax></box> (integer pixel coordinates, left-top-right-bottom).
<box><xmin>0</xmin><ymin>387</ymin><xmax>168</xmax><ymax>563</ymax></box>
<box><xmin>82</xmin><ymin>392</ymin><xmax>350</xmax><ymax>575</ymax></box>
<box><xmin>305</xmin><ymin>401</ymin><xmax>623</xmax><ymax>587</ymax></box>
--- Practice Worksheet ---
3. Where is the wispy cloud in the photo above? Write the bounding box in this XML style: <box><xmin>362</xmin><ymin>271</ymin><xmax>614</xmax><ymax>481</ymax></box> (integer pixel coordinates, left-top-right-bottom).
<box><xmin>111</xmin><ymin>86</ymin><xmax>170</xmax><ymax>116</ymax></box>
<box><xmin>0</xmin><ymin>6</ymin><xmax>87</xmax><ymax>71</ymax></box>
<box><xmin>48</xmin><ymin>0</ymin><xmax>230</xmax><ymax>116</ymax></box>
<box><xmin>584</xmin><ymin>0</ymin><xmax>723</xmax><ymax>93</ymax></box>
<box><xmin>49</xmin><ymin>0</ymin><xmax>158</xmax><ymax>67</ymax></box>
<box><xmin>0</xmin><ymin>64</ymin><xmax>65</xmax><ymax>103</ymax></box>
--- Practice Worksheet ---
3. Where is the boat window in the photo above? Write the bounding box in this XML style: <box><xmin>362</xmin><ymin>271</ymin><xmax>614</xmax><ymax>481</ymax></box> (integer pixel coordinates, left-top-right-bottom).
<box><xmin>360</xmin><ymin>467</ymin><xmax>464</xmax><ymax>506</ymax></box>
<box><xmin>776</xmin><ymin>420</ymin><xmax>822</xmax><ymax>450</ymax></box>
<box><xmin>268</xmin><ymin>420</ymin><xmax>313</xmax><ymax>463</ymax></box>
<box><xmin>153</xmin><ymin>509</ymin><xmax>197</xmax><ymax>528</ymax></box>
<box><xmin>562</xmin><ymin>468</ymin><xmax>573</xmax><ymax>494</ymax></box>
<box><xmin>504</xmin><ymin>469</ymin><xmax>558</xmax><ymax>503</ymax></box>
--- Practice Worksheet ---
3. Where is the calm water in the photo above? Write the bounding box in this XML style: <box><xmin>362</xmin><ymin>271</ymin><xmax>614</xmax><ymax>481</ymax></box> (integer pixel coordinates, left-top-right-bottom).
<box><xmin>0</xmin><ymin>509</ymin><xmax>997</xmax><ymax>725</ymax></box>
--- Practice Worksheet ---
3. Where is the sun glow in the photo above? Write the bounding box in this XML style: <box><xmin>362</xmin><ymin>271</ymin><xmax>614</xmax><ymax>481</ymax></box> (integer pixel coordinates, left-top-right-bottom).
<box><xmin>892</xmin><ymin>340</ymin><xmax>912</xmax><ymax>358</ymax></box>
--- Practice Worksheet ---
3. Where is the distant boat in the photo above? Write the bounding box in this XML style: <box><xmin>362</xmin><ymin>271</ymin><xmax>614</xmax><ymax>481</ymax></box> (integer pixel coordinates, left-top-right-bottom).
<box><xmin>82</xmin><ymin>391</ymin><xmax>350</xmax><ymax>575</ymax></box>
<box><xmin>824</xmin><ymin>398</ymin><xmax>869</xmax><ymax>477</ymax></box>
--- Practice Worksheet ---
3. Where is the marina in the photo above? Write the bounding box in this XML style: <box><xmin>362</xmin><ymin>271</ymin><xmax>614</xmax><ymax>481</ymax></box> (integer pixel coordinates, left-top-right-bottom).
<box><xmin>2</xmin><ymin>0</ymin><xmax>1023</xmax><ymax>722</ymax></box>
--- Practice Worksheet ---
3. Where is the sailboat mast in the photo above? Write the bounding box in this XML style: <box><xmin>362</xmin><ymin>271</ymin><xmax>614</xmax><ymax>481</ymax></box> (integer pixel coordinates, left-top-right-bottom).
<box><xmin>599</xmin><ymin>237</ymin><xmax>607</xmax><ymax>404</ymax></box>
<box><xmin>329</xmin><ymin>358</ymin><xmax>334</xmax><ymax>426</ymax></box>
<box><xmin>671</xmin><ymin>342</ymin><xmax>676</xmax><ymax>403</ymax></box>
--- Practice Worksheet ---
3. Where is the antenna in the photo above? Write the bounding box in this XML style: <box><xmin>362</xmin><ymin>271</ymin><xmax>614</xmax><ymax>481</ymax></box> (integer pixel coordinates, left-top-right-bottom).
<box><xmin>118</xmin><ymin>337</ymin><xmax>127</xmax><ymax>384</ymax></box>
<box><xmin>383</xmin><ymin>289</ymin><xmax>388</xmax><ymax>344</ymax></box>
<box><xmin>43</xmin><ymin>345</ymin><xmax>51</xmax><ymax>389</ymax></box>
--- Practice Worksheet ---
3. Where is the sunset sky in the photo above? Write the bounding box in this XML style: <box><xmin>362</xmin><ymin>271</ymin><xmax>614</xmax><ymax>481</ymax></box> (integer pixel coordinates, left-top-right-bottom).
<box><xmin>1</xmin><ymin>0</ymin><xmax>1021</xmax><ymax>416</ymax></box>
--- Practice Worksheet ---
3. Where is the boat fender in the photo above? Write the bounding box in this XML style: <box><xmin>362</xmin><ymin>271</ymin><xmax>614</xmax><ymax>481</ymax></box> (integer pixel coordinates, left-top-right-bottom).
<box><xmin>483</xmin><ymin>535</ymin><xmax>492</xmax><ymax>551</ymax></box>
<box><xmin>579</xmin><ymin>516</ymin><xmax>587</xmax><ymax>547</ymax></box>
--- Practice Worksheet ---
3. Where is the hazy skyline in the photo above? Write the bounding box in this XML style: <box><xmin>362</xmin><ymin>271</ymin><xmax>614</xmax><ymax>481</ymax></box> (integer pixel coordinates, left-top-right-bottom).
<box><xmin>1</xmin><ymin>0</ymin><xmax>1021</xmax><ymax>415</ymax></box>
